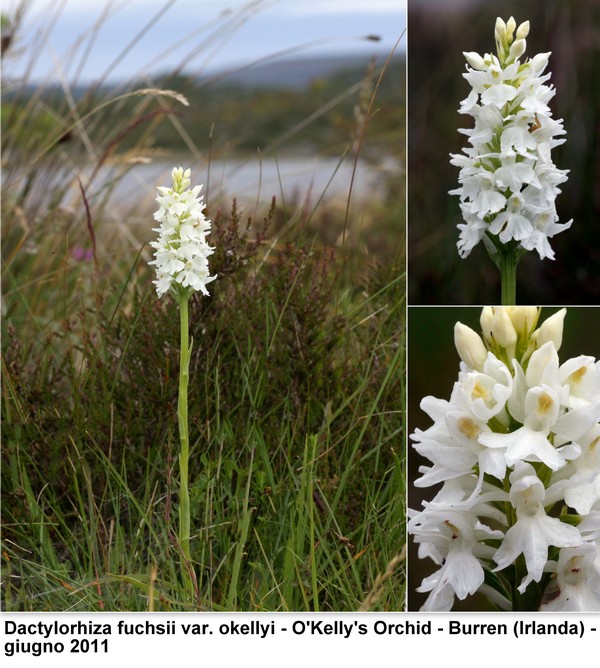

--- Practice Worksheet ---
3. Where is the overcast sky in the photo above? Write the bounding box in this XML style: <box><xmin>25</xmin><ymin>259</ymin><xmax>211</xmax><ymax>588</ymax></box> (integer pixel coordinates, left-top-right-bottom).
<box><xmin>2</xmin><ymin>0</ymin><xmax>406</xmax><ymax>85</ymax></box>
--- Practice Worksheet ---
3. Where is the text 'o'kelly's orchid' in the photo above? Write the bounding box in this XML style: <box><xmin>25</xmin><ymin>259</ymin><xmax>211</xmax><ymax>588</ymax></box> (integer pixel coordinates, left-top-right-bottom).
<box><xmin>409</xmin><ymin>308</ymin><xmax>600</xmax><ymax>612</ymax></box>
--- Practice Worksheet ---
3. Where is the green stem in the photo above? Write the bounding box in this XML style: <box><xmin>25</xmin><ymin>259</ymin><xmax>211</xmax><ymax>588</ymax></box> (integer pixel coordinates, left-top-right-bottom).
<box><xmin>499</xmin><ymin>242</ymin><xmax>517</xmax><ymax>306</ymax></box>
<box><xmin>177</xmin><ymin>293</ymin><xmax>193</xmax><ymax>598</ymax></box>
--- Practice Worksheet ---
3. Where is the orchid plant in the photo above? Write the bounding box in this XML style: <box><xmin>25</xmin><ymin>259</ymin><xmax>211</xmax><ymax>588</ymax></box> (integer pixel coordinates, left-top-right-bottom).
<box><xmin>450</xmin><ymin>17</ymin><xmax>571</xmax><ymax>305</ymax></box>
<box><xmin>149</xmin><ymin>167</ymin><xmax>216</xmax><ymax>597</ymax></box>
<box><xmin>409</xmin><ymin>308</ymin><xmax>600</xmax><ymax>611</ymax></box>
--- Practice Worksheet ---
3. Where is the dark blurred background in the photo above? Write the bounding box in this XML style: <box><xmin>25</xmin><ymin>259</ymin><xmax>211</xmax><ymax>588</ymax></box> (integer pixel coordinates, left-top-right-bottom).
<box><xmin>407</xmin><ymin>306</ymin><xmax>600</xmax><ymax>610</ymax></box>
<box><xmin>408</xmin><ymin>0</ymin><xmax>600</xmax><ymax>305</ymax></box>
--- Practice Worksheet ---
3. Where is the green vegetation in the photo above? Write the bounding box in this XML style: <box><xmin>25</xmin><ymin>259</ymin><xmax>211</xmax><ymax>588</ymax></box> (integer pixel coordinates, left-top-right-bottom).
<box><xmin>147</xmin><ymin>59</ymin><xmax>403</xmax><ymax>155</ymax></box>
<box><xmin>2</xmin><ymin>57</ymin><xmax>404</xmax><ymax>158</ymax></box>
<box><xmin>1</xmin><ymin>8</ymin><xmax>405</xmax><ymax>612</ymax></box>
<box><xmin>2</xmin><ymin>205</ymin><xmax>405</xmax><ymax>611</ymax></box>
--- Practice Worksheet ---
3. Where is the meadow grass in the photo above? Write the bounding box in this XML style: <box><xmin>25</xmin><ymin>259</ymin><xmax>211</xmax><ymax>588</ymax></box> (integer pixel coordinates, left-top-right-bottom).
<box><xmin>1</xmin><ymin>2</ymin><xmax>406</xmax><ymax>612</ymax></box>
<box><xmin>2</xmin><ymin>232</ymin><xmax>405</xmax><ymax>611</ymax></box>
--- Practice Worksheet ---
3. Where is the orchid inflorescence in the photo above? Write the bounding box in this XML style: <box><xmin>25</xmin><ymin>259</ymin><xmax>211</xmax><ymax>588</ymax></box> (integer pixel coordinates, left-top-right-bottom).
<box><xmin>451</xmin><ymin>17</ymin><xmax>571</xmax><ymax>263</ymax></box>
<box><xmin>150</xmin><ymin>166</ymin><xmax>216</xmax><ymax>299</ymax></box>
<box><xmin>409</xmin><ymin>308</ymin><xmax>600</xmax><ymax>611</ymax></box>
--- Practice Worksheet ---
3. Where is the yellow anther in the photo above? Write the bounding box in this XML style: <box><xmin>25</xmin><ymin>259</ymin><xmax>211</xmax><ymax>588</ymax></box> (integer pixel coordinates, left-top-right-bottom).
<box><xmin>471</xmin><ymin>381</ymin><xmax>489</xmax><ymax>401</ymax></box>
<box><xmin>568</xmin><ymin>366</ymin><xmax>587</xmax><ymax>386</ymax></box>
<box><xmin>458</xmin><ymin>417</ymin><xmax>481</xmax><ymax>440</ymax></box>
<box><xmin>537</xmin><ymin>392</ymin><xmax>554</xmax><ymax>415</ymax></box>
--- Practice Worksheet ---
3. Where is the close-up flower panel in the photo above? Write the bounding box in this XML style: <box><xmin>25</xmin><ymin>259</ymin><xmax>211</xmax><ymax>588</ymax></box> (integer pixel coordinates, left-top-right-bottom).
<box><xmin>408</xmin><ymin>307</ymin><xmax>600</xmax><ymax>611</ymax></box>
<box><xmin>407</xmin><ymin>0</ymin><xmax>600</xmax><ymax>304</ymax></box>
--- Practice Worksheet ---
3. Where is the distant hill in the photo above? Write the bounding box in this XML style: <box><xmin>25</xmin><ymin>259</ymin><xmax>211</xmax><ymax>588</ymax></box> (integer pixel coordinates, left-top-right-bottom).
<box><xmin>3</xmin><ymin>50</ymin><xmax>404</xmax><ymax>156</ymax></box>
<box><xmin>201</xmin><ymin>51</ymin><xmax>404</xmax><ymax>90</ymax></box>
<box><xmin>5</xmin><ymin>51</ymin><xmax>404</xmax><ymax>98</ymax></box>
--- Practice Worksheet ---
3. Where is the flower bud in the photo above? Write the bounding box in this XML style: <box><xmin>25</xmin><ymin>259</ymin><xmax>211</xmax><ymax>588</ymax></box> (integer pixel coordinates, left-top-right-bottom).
<box><xmin>463</xmin><ymin>51</ymin><xmax>487</xmax><ymax>70</ymax></box>
<box><xmin>491</xmin><ymin>308</ymin><xmax>518</xmax><ymax>359</ymax></box>
<box><xmin>507</xmin><ymin>307</ymin><xmax>540</xmax><ymax>339</ymax></box>
<box><xmin>171</xmin><ymin>166</ymin><xmax>192</xmax><ymax>193</ymax></box>
<box><xmin>530</xmin><ymin>51</ymin><xmax>551</xmax><ymax>74</ymax></box>
<box><xmin>506</xmin><ymin>16</ymin><xmax>517</xmax><ymax>42</ymax></box>
<box><xmin>494</xmin><ymin>19</ymin><xmax>507</xmax><ymax>52</ymax></box>
<box><xmin>509</xmin><ymin>38</ymin><xmax>526</xmax><ymax>61</ymax></box>
<box><xmin>454</xmin><ymin>322</ymin><xmax>488</xmax><ymax>371</ymax></box>
<box><xmin>535</xmin><ymin>308</ymin><xmax>567</xmax><ymax>352</ymax></box>
<box><xmin>516</xmin><ymin>20</ymin><xmax>530</xmax><ymax>40</ymax></box>
<box><xmin>480</xmin><ymin>306</ymin><xmax>495</xmax><ymax>347</ymax></box>
<box><xmin>495</xmin><ymin>17</ymin><xmax>507</xmax><ymax>39</ymax></box>
<box><xmin>526</xmin><ymin>341</ymin><xmax>560</xmax><ymax>389</ymax></box>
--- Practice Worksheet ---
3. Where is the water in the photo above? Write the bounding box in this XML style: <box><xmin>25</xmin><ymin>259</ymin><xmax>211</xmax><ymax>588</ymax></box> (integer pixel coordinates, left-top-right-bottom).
<box><xmin>2</xmin><ymin>153</ymin><xmax>402</xmax><ymax>244</ymax></box>
<box><xmin>101</xmin><ymin>153</ymin><xmax>401</xmax><ymax>212</ymax></box>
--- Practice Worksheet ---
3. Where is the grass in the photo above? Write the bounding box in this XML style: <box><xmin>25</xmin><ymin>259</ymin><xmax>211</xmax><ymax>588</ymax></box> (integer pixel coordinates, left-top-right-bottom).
<box><xmin>1</xmin><ymin>2</ymin><xmax>406</xmax><ymax>612</ymax></box>
<box><xmin>2</xmin><ymin>241</ymin><xmax>406</xmax><ymax>612</ymax></box>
